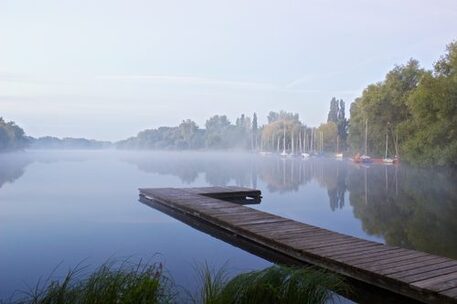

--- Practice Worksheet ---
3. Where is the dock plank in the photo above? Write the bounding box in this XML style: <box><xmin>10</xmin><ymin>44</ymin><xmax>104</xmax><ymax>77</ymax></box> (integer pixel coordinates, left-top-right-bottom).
<box><xmin>139</xmin><ymin>186</ymin><xmax>457</xmax><ymax>304</ymax></box>
<box><xmin>331</xmin><ymin>244</ymin><xmax>394</xmax><ymax>260</ymax></box>
<box><xmin>347</xmin><ymin>249</ymin><xmax>423</xmax><ymax>266</ymax></box>
<box><xmin>383</xmin><ymin>258</ymin><xmax>454</xmax><ymax>276</ymax></box>
<box><xmin>401</xmin><ymin>265</ymin><xmax>457</xmax><ymax>284</ymax></box>
<box><xmin>413</xmin><ymin>272</ymin><xmax>457</xmax><ymax>290</ymax></box>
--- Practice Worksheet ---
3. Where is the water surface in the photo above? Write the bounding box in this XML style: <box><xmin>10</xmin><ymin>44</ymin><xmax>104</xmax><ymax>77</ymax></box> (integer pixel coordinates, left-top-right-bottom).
<box><xmin>1</xmin><ymin>150</ymin><xmax>456</xmax><ymax>299</ymax></box>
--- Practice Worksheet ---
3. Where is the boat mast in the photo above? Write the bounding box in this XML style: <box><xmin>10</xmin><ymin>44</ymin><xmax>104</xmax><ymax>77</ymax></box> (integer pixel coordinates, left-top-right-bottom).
<box><xmin>283</xmin><ymin>126</ymin><xmax>286</xmax><ymax>153</ymax></box>
<box><xmin>299</xmin><ymin>130</ymin><xmax>302</xmax><ymax>153</ymax></box>
<box><xmin>394</xmin><ymin>129</ymin><xmax>399</xmax><ymax>158</ymax></box>
<box><xmin>337</xmin><ymin>135</ymin><xmax>339</xmax><ymax>154</ymax></box>
<box><xmin>364</xmin><ymin>119</ymin><xmax>368</xmax><ymax>156</ymax></box>
<box><xmin>310</xmin><ymin>128</ymin><xmax>314</xmax><ymax>153</ymax></box>
<box><xmin>291</xmin><ymin>130</ymin><xmax>295</xmax><ymax>155</ymax></box>
<box><xmin>320</xmin><ymin>131</ymin><xmax>323</xmax><ymax>153</ymax></box>
<box><xmin>385</xmin><ymin>129</ymin><xmax>389</xmax><ymax>159</ymax></box>
<box><xmin>304</xmin><ymin>130</ymin><xmax>307</xmax><ymax>152</ymax></box>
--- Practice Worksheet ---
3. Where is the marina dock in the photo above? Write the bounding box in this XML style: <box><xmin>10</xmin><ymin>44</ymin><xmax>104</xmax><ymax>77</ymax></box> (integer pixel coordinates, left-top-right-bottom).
<box><xmin>139</xmin><ymin>186</ymin><xmax>457</xmax><ymax>304</ymax></box>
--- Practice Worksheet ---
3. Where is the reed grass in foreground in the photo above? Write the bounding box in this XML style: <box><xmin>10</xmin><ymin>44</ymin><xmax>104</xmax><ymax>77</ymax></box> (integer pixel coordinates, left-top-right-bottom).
<box><xmin>6</xmin><ymin>261</ymin><xmax>346</xmax><ymax>304</ymax></box>
<box><xmin>194</xmin><ymin>264</ymin><xmax>347</xmax><ymax>304</ymax></box>
<box><xmin>9</xmin><ymin>260</ymin><xmax>175</xmax><ymax>304</ymax></box>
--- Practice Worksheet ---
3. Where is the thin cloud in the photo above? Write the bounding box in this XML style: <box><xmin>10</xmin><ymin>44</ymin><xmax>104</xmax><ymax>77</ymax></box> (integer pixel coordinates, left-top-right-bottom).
<box><xmin>95</xmin><ymin>74</ymin><xmax>279</xmax><ymax>91</ymax></box>
<box><xmin>0</xmin><ymin>71</ymin><xmax>69</xmax><ymax>85</ymax></box>
<box><xmin>285</xmin><ymin>56</ymin><xmax>383</xmax><ymax>90</ymax></box>
<box><xmin>0</xmin><ymin>72</ymin><xmax>29</xmax><ymax>83</ymax></box>
<box><xmin>95</xmin><ymin>74</ymin><xmax>331</xmax><ymax>94</ymax></box>
<box><xmin>285</xmin><ymin>70</ymin><xmax>353</xmax><ymax>89</ymax></box>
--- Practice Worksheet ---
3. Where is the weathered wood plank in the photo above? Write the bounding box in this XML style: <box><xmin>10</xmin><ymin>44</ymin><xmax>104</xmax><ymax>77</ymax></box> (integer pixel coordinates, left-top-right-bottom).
<box><xmin>383</xmin><ymin>258</ymin><xmax>454</xmax><ymax>276</ymax></box>
<box><xmin>401</xmin><ymin>265</ymin><xmax>457</xmax><ymax>284</ymax></box>
<box><xmin>331</xmin><ymin>244</ymin><xmax>394</xmax><ymax>260</ymax></box>
<box><xmin>265</xmin><ymin>226</ymin><xmax>322</xmax><ymax>239</ymax></box>
<box><xmin>413</xmin><ymin>272</ymin><xmax>457</xmax><ymax>290</ymax></box>
<box><xmin>296</xmin><ymin>236</ymin><xmax>370</xmax><ymax>250</ymax></box>
<box><xmin>342</xmin><ymin>248</ymin><xmax>414</xmax><ymax>265</ymax></box>
<box><xmin>239</xmin><ymin>220</ymin><xmax>301</xmax><ymax>233</ymax></box>
<box><xmin>353</xmin><ymin>251</ymin><xmax>430</xmax><ymax>270</ymax></box>
<box><xmin>391</xmin><ymin>261</ymin><xmax>457</xmax><ymax>280</ymax></box>
<box><xmin>322</xmin><ymin>243</ymin><xmax>389</xmax><ymax>259</ymax></box>
<box><xmin>238</xmin><ymin>218</ymin><xmax>291</xmax><ymax>227</ymax></box>
<box><xmin>297</xmin><ymin>238</ymin><xmax>372</xmax><ymax>254</ymax></box>
<box><xmin>249</xmin><ymin>223</ymin><xmax>319</xmax><ymax>235</ymax></box>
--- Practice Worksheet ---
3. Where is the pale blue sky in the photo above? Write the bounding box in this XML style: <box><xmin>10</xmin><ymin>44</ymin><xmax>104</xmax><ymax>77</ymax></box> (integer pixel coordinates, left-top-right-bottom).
<box><xmin>1</xmin><ymin>0</ymin><xmax>456</xmax><ymax>140</ymax></box>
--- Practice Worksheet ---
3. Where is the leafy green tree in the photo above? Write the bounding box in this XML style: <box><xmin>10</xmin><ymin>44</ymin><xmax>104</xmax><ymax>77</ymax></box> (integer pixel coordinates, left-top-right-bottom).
<box><xmin>0</xmin><ymin>117</ymin><xmax>28</xmax><ymax>151</ymax></box>
<box><xmin>178</xmin><ymin>119</ymin><xmax>202</xmax><ymax>149</ymax></box>
<box><xmin>252</xmin><ymin>113</ymin><xmax>258</xmax><ymax>150</ymax></box>
<box><xmin>267</xmin><ymin>111</ymin><xmax>299</xmax><ymax>123</ymax></box>
<box><xmin>327</xmin><ymin>98</ymin><xmax>348</xmax><ymax>151</ymax></box>
<box><xmin>349</xmin><ymin>59</ymin><xmax>425</xmax><ymax>156</ymax></box>
<box><xmin>233</xmin><ymin>113</ymin><xmax>252</xmax><ymax>149</ymax></box>
<box><xmin>261</xmin><ymin>112</ymin><xmax>302</xmax><ymax>152</ymax></box>
<box><xmin>327</xmin><ymin>97</ymin><xmax>339</xmax><ymax>123</ymax></box>
<box><xmin>31</xmin><ymin>137</ymin><xmax>111</xmax><ymax>149</ymax></box>
<box><xmin>267</xmin><ymin>111</ymin><xmax>279</xmax><ymax>123</ymax></box>
<box><xmin>205</xmin><ymin>115</ymin><xmax>233</xmax><ymax>149</ymax></box>
<box><xmin>317</xmin><ymin>122</ymin><xmax>337</xmax><ymax>152</ymax></box>
<box><xmin>348</xmin><ymin>41</ymin><xmax>457</xmax><ymax>167</ymax></box>
<box><xmin>400</xmin><ymin>42</ymin><xmax>457</xmax><ymax>166</ymax></box>
<box><xmin>206</xmin><ymin>115</ymin><xmax>231</xmax><ymax>131</ymax></box>
<box><xmin>337</xmin><ymin>100</ymin><xmax>348</xmax><ymax>150</ymax></box>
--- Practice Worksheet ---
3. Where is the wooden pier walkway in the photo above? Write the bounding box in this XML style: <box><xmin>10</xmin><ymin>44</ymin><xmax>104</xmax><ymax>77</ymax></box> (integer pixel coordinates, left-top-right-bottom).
<box><xmin>139</xmin><ymin>186</ymin><xmax>457</xmax><ymax>304</ymax></box>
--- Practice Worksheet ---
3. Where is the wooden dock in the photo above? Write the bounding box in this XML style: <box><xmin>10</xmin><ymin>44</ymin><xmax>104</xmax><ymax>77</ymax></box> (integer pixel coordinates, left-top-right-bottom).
<box><xmin>139</xmin><ymin>186</ymin><xmax>457</xmax><ymax>304</ymax></box>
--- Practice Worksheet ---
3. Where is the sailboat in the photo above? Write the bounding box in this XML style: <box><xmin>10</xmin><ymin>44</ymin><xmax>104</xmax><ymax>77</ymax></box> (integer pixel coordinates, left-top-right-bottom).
<box><xmin>335</xmin><ymin>135</ymin><xmax>343</xmax><ymax>159</ymax></box>
<box><xmin>277</xmin><ymin>135</ymin><xmax>280</xmax><ymax>153</ymax></box>
<box><xmin>302</xmin><ymin>130</ymin><xmax>310</xmax><ymax>159</ymax></box>
<box><xmin>354</xmin><ymin>119</ymin><xmax>371</xmax><ymax>163</ymax></box>
<box><xmin>383</xmin><ymin>125</ymin><xmax>399</xmax><ymax>164</ymax></box>
<box><xmin>318</xmin><ymin>131</ymin><xmax>324</xmax><ymax>156</ymax></box>
<box><xmin>280</xmin><ymin>127</ymin><xmax>288</xmax><ymax>157</ymax></box>
<box><xmin>259</xmin><ymin>136</ymin><xmax>270</xmax><ymax>156</ymax></box>
<box><xmin>299</xmin><ymin>130</ymin><xmax>303</xmax><ymax>154</ymax></box>
<box><xmin>310</xmin><ymin>128</ymin><xmax>315</xmax><ymax>156</ymax></box>
<box><xmin>288</xmin><ymin>130</ymin><xmax>295</xmax><ymax>157</ymax></box>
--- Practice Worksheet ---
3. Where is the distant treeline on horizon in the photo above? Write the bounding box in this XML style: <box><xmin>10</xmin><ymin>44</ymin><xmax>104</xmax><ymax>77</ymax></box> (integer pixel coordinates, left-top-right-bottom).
<box><xmin>1</xmin><ymin>40</ymin><xmax>456</xmax><ymax>167</ymax></box>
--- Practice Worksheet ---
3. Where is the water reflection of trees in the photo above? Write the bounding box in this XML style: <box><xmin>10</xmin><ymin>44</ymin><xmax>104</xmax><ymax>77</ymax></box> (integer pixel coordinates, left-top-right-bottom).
<box><xmin>322</xmin><ymin>162</ymin><xmax>347</xmax><ymax>211</ymax></box>
<box><xmin>0</xmin><ymin>153</ymin><xmax>31</xmax><ymax>189</ymax></box>
<box><xmin>128</xmin><ymin>153</ymin><xmax>457</xmax><ymax>258</ymax></box>
<box><xmin>123</xmin><ymin>153</ymin><xmax>256</xmax><ymax>185</ymax></box>
<box><xmin>348</xmin><ymin>165</ymin><xmax>457</xmax><ymax>259</ymax></box>
<box><xmin>0</xmin><ymin>151</ymin><xmax>95</xmax><ymax>190</ymax></box>
<box><xmin>124</xmin><ymin>153</ymin><xmax>348</xmax><ymax>205</ymax></box>
<box><xmin>258</xmin><ymin>158</ymin><xmax>309</xmax><ymax>193</ymax></box>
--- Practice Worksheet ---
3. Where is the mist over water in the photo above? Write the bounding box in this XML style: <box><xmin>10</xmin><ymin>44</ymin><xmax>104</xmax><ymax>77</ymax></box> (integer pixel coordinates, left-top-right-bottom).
<box><xmin>1</xmin><ymin>150</ymin><xmax>456</xmax><ymax>298</ymax></box>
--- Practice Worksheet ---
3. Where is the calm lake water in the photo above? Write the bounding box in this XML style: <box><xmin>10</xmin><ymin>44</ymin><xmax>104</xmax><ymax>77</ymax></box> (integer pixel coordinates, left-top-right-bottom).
<box><xmin>1</xmin><ymin>150</ymin><xmax>456</xmax><ymax>300</ymax></box>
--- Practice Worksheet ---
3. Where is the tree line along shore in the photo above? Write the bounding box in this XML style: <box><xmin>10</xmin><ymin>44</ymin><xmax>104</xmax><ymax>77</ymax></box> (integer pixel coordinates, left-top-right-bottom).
<box><xmin>1</xmin><ymin>41</ymin><xmax>456</xmax><ymax>167</ymax></box>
